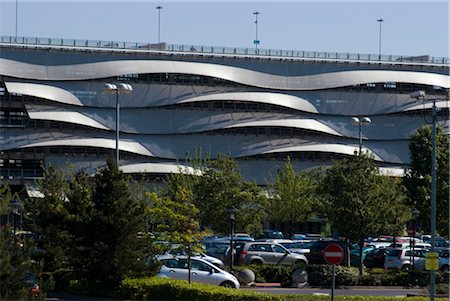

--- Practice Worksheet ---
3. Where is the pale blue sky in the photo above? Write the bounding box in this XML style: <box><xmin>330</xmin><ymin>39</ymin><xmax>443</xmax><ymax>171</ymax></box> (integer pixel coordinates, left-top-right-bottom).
<box><xmin>0</xmin><ymin>0</ymin><xmax>449</xmax><ymax>57</ymax></box>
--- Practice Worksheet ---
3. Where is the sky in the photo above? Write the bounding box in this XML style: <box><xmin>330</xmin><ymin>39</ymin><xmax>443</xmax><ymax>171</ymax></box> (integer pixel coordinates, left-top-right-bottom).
<box><xmin>0</xmin><ymin>0</ymin><xmax>449</xmax><ymax>58</ymax></box>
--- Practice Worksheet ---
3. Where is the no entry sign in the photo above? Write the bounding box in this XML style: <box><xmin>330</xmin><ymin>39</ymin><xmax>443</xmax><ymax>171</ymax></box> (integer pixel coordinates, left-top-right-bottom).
<box><xmin>323</xmin><ymin>243</ymin><xmax>344</xmax><ymax>265</ymax></box>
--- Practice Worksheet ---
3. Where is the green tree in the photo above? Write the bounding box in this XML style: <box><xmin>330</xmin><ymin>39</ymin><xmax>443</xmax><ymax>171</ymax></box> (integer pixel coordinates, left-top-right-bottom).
<box><xmin>65</xmin><ymin>171</ymin><xmax>94</xmax><ymax>285</ymax></box>
<box><xmin>26</xmin><ymin>165</ymin><xmax>72</xmax><ymax>291</ymax></box>
<box><xmin>0</xmin><ymin>183</ymin><xmax>37</xmax><ymax>299</ymax></box>
<box><xmin>318</xmin><ymin>153</ymin><xmax>409</xmax><ymax>275</ymax></box>
<box><xmin>191</xmin><ymin>154</ymin><xmax>267</xmax><ymax>236</ymax></box>
<box><xmin>84</xmin><ymin>156</ymin><xmax>148</xmax><ymax>295</ymax></box>
<box><xmin>266</xmin><ymin>158</ymin><xmax>318</xmax><ymax>237</ymax></box>
<box><xmin>403</xmin><ymin>126</ymin><xmax>449</xmax><ymax>237</ymax></box>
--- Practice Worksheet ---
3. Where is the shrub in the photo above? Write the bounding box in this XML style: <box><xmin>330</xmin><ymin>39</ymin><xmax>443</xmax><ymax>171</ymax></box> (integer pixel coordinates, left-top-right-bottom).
<box><xmin>121</xmin><ymin>277</ymin><xmax>281</xmax><ymax>301</ymax></box>
<box><xmin>234</xmin><ymin>264</ymin><xmax>449</xmax><ymax>288</ymax></box>
<box><xmin>305</xmin><ymin>264</ymin><xmax>359</xmax><ymax>287</ymax></box>
<box><xmin>120</xmin><ymin>276</ymin><xmax>448</xmax><ymax>301</ymax></box>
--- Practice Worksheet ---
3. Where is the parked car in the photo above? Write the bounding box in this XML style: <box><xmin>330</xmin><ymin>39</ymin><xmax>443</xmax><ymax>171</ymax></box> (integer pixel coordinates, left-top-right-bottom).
<box><xmin>280</xmin><ymin>241</ymin><xmax>311</xmax><ymax>255</ymax></box>
<box><xmin>238</xmin><ymin>242</ymin><xmax>308</xmax><ymax>265</ymax></box>
<box><xmin>205</xmin><ymin>244</ymin><xmax>229</xmax><ymax>263</ymax></box>
<box><xmin>387</xmin><ymin>242</ymin><xmax>431</xmax><ymax>249</ymax></box>
<box><xmin>438</xmin><ymin>248</ymin><xmax>449</xmax><ymax>271</ymax></box>
<box><xmin>363</xmin><ymin>248</ymin><xmax>389</xmax><ymax>268</ymax></box>
<box><xmin>384</xmin><ymin>248</ymin><xmax>428</xmax><ymax>271</ymax></box>
<box><xmin>292</xmin><ymin>233</ymin><xmax>321</xmax><ymax>241</ymax></box>
<box><xmin>256</xmin><ymin>230</ymin><xmax>285</xmax><ymax>240</ymax></box>
<box><xmin>157</xmin><ymin>249</ymin><xmax>224</xmax><ymax>267</ymax></box>
<box><xmin>422</xmin><ymin>236</ymin><xmax>450</xmax><ymax>248</ymax></box>
<box><xmin>304</xmin><ymin>240</ymin><xmax>349</xmax><ymax>265</ymax></box>
<box><xmin>233</xmin><ymin>233</ymin><xmax>254</xmax><ymax>242</ymax></box>
<box><xmin>350</xmin><ymin>245</ymin><xmax>376</xmax><ymax>266</ymax></box>
<box><xmin>157</xmin><ymin>256</ymin><xmax>240</xmax><ymax>288</ymax></box>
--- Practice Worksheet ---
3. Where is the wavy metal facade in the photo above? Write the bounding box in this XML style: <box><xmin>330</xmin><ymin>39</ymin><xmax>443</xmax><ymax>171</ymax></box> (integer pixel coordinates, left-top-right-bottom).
<box><xmin>0</xmin><ymin>37</ymin><xmax>449</xmax><ymax>187</ymax></box>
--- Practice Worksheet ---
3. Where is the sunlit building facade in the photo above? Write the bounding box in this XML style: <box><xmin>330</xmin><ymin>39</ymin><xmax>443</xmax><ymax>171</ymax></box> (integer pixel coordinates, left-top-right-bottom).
<box><xmin>1</xmin><ymin>36</ymin><xmax>449</xmax><ymax>192</ymax></box>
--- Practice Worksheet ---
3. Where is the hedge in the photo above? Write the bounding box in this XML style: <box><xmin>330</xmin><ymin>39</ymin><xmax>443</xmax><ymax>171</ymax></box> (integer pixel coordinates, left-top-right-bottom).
<box><xmin>120</xmin><ymin>276</ymin><xmax>448</xmax><ymax>301</ymax></box>
<box><xmin>120</xmin><ymin>277</ymin><xmax>282</xmax><ymax>301</ymax></box>
<box><xmin>233</xmin><ymin>264</ymin><xmax>449</xmax><ymax>287</ymax></box>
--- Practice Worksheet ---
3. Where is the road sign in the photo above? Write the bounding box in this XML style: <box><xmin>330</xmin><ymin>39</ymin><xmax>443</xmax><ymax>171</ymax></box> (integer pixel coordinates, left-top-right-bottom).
<box><xmin>425</xmin><ymin>252</ymin><xmax>439</xmax><ymax>271</ymax></box>
<box><xmin>323</xmin><ymin>243</ymin><xmax>344</xmax><ymax>265</ymax></box>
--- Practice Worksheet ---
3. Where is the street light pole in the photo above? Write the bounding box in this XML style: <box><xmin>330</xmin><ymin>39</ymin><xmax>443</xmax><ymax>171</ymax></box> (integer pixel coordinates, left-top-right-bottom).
<box><xmin>9</xmin><ymin>199</ymin><xmax>21</xmax><ymax>244</ymax></box>
<box><xmin>410</xmin><ymin>208</ymin><xmax>420</xmax><ymax>270</ymax></box>
<box><xmin>430</xmin><ymin>96</ymin><xmax>437</xmax><ymax>301</ymax></box>
<box><xmin>15</xmin><ymin>0</ymin><xmax>18</xmax><ymax>40</ymax></box>
<box><xmin>156</xmin><ymin>6</ymin><xmax>163</xmax><ymax>44</ymax></box>
<box><xmin>253</xmin><ymin>11</ymin><xmax>260</xmax><ymax>51</ymax></box>
<box><xmin>104</xmin><ymin>83</ymin><xmax>133</xmax><ymax>167</ymax></box>
<box><xmin>227</xmin><ymin>207</ymin><xmax>239</xmax><ymax>272</ymax></box>
<box><xmin>351</xmin><ymin>116</ymin><xmax>372</xmax><ymax>154</ymax></box>
<box><xmin>410</xmin><ymin>90</ymin><xmax>437</xmax><ymax>301</ymax></box>
<box><xmin>377</xmin><ymin>18</ymin><xmax>384</xmax><ymax>59</ymax></box>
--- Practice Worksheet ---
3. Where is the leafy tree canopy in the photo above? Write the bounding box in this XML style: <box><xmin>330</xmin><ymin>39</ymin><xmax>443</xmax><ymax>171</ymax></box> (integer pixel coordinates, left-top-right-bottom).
<box><xmin>403</xmin><ymin>126</ymin><xmax>449</xmax><ymax>236</ymax></box>
<box><xmin>266</xmin><ymin>157</ymin><xmax>319</xmax><ymax>236</ymax></box>
<box><xmin>318</xmin><ymin>153</ymin><xmax>409</xmax><ymax>274</ymax></box>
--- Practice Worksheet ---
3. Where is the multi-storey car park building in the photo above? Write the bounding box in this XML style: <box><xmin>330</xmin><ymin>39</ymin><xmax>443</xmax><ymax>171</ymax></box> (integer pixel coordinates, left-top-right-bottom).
<box><xmin>0</xmin><ymin>36</ymin><xmax>449</xmax><ymax>193</ymax></box>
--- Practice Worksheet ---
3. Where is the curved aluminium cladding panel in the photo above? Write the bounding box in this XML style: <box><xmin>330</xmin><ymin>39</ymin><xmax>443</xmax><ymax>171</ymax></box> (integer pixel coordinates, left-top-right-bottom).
<box><xmin>25</xmin><ymin>102</ymin><xmax>437</xmax><ymax>141</ymax></box>
<box><xmin>403</xmin><ymin>99</ymin><xmax>450</xmax><ymax>111</ymax></box>
<box><xmin>17</xmin><ymin>138</ymin><xmax>154</xmax><ymax>157</ymax></box>
<box><xmin>224</xmin><ymin>119</ymin><xmax>343</xmax><ymax>137</ymax></box>
<box><xmin>4</xmin><ymin>82</ymin><xmax>83</xmax><ymax>106</ymax></box>
<box><xmin>1</xmin><ymin>58</ymin><xmax>449</xmax><ymax>90</ymax></box>
<box><xmin>260</xmin><ymin>144</ymin><xmax>382</xmax><ymax>161</ymax></box>
<box><xmin>178</xmin><ymin>92</ymin><xmax>319</xmax><ymax>113</ymax></box>
<box><xmin>120</xmin><ymin>162</ymin><xmax>202</xmax><ymax>176</ymax></box>
<box><xmin>25</xmin><ymin>104</ymin><xmax>340</xmax><ymax>137</ymax></box>
<box><xmin>27</xmin><ymin>110</ymin><xmax>110</xmax><ymax>130</ymax></box>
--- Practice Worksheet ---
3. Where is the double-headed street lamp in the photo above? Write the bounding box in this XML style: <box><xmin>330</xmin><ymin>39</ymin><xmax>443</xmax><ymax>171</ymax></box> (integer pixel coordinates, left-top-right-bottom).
<box><xmin>104</xmin><ymin>83</ymin><xmax>133</xmax><ymax>166</ymax></box>
<box><xmin>351</xmin><ymin>116</ymin><xmax>372</xmax><ymax>154</ymax></box>
<box><xmin>227</xmin><ymin>207</ymin><xmax>239</xmax><ymax>271</ymax></box>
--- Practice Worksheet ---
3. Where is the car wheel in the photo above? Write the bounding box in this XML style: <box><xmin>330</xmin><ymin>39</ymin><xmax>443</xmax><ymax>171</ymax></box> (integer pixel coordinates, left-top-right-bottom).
<box><xmin>440</xmin><ymin>265</ymin><xmax>449</xmax><ymax>272</ymax></box>
<box><xmin>251</xmin><ymin>259</ymin><xmax>263</xmax><ymax>265</ymax></box>
<box><xmin>402</xmin><ymin>264</ymin><xmax>412</xmax><ymax>271</ymax></box>
<box><xmin>220</xmin><ymin>281</ymin><xmax>236</xmax><ymax>288</ymax></box>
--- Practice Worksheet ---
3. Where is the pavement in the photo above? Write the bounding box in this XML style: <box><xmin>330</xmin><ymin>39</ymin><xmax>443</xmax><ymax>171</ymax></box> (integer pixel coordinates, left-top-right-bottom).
<box><xmin>241</xmin><ymin>283</ymin><xmax>432</xmax><ymax>297</ymax></box>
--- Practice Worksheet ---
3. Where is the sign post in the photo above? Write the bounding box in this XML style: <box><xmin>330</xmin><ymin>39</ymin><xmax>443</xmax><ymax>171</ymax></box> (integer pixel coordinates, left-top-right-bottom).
<box><xmin>323</xmin><ymin>244</ymin><xmax>344</xmax><ymax>301</ymax></box>
<box><xmin>425</xmin><ymin>252</ymin><xmax>439</xmax><ymax>271</ymax></box>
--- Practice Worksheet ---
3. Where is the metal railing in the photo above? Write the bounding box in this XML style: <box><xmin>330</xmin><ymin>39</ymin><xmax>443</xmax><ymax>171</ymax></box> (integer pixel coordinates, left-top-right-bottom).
<box><xmin>1</xmin><ymin>35</ymin><xmax>448</xmax><ymax>65</ymax></box>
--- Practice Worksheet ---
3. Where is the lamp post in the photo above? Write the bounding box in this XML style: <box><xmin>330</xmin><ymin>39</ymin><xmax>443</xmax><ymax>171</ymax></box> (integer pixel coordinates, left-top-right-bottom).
<box><xmin>227</xmin><ymin>207</ymin><xmax>239</xmax><ymax>271</ymax></box>
<box><xmin>410</xmin><ymin>90</ymin><xmax>438</xmax><ymax>301</ymax></box>
<box><xmin>253</xmin><ymin>11</ymin><xmax>260</xmax><ymax>51</ymax></box>
<box><xmin>351</xmin><ymin>116</ymin><xmax>372</xmax><ymax>154</ymax></box>
<box><xmin>9</xmin><ymin>199</ymin><xmax>21</xmax><ymax>243</ymax></box>
<box><xmin>410</xmin><ymin>208</ymin><xmax>420</xmax><ymax>270</ymax></box>
<box><xmin>377</xmin><ymin>18</ymin><xmax>384</xmax><ymax>59</ymax></box>
<box><xmin>104</xmin><ymin>83</ymin><xmax>133</xmax><ymax>166</ymax></box>
<box><xmin>15</xmin><ymin>0</ymin><xmax>18</xmax><ymax>40</ymax></box>
<box><xmin>156</xmin><ymin>6</ymin><xmax>163</xmax><ymax>44</ymax></box>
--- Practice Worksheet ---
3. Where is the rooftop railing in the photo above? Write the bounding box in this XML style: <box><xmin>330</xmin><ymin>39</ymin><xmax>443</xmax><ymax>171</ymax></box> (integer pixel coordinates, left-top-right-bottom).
<box><xmin>1</xmin><ymin>35</ymin><xmax>448</xmax><ymax>65</ymax></box>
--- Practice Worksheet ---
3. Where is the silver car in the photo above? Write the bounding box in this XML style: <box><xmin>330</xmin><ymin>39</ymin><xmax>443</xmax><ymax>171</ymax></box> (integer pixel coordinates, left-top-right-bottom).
<box><xmin>157</xmin><ymin>256</ymin><xmax>240</xmax><ymax>288</ymax></box>
<box><xmin>239</xmin><ymin>242</ymin><xmax>308</xmax><ymax>265</ymax></box>
<box><xmin>384</xmin><ymin>248</ymin><xmax>427</xmax><ymax>271</ymax></box>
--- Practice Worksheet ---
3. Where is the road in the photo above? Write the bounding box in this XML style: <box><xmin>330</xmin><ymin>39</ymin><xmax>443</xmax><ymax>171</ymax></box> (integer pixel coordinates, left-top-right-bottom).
<box><xmin>242</xmin><ymin>287</ymin><xmax>427</xmax><ymax>297</ymax></box>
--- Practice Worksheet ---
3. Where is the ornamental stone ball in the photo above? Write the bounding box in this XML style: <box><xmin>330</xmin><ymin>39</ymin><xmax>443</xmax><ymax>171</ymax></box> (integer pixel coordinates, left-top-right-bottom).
<box><xmin>291</xmin><ymin>269</ymin><xmax>309</xmax><ymax>288</ymax></box>
<box><xmin>239</xmin><ymin>268</ymin><xmax>255</xmax><ymax>285</ymax></box>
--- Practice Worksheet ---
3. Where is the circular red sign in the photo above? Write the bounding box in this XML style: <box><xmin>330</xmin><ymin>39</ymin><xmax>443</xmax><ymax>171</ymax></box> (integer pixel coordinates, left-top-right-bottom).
<box><xmin>323</xmin><ymin>243</ymin><xmax>344</xmax><ymax>265</ymax></box>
